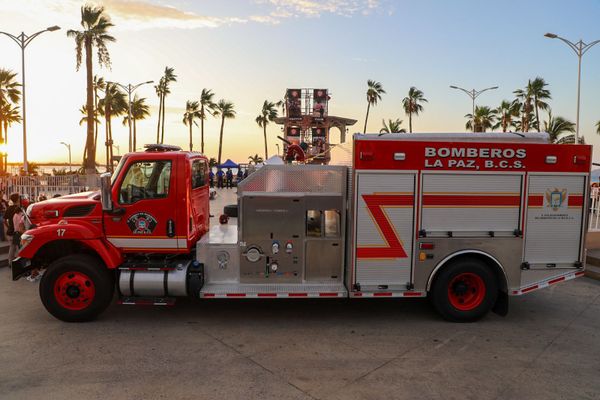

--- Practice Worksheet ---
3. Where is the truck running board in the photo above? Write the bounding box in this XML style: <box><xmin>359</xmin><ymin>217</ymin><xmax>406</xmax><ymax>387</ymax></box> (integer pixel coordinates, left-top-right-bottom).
<box><xmin>118</xmin><ymin>296</ymin><xmax>176</xmax><ymax>306</ymax></box>
<box><xmin>200</xmin><ymin>283</ymin><xmax>347</xmax><ymax>298</ymax></box>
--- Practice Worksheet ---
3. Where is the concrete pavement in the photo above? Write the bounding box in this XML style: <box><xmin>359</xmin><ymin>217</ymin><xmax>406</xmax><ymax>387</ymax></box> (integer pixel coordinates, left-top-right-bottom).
<box><xmin>0</xmin><ymin>188</ymin><xmax>599</xmax><ymax>399</ymax></box>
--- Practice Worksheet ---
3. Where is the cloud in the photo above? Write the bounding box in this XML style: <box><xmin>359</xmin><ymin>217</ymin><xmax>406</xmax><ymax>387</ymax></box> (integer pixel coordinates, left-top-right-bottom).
<box><xmin>99</xmin><ymin>0</ymin><xmax>247</xmax><ymax>30</ymax></box>
<box><xmin>258</xmin><ymin>0</ymin><xmax>382</xmax><ymax>18</ymax></box>
<box><xmin>0</xmin><ymin>0</ymin><xmax>387</xmax><ymax>32</ymax></box>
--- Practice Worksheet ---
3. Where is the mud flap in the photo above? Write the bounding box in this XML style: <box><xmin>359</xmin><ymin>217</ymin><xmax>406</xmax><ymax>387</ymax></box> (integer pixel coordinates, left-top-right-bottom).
<box><xmin>492</xmin><ymin>290</ymin><xmax>509</xmax><ymax>316</ymax></box>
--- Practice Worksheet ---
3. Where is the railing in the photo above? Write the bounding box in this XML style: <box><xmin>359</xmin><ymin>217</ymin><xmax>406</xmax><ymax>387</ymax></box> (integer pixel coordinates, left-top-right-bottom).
<box><xmin>589</xmin><ymin>187</ymin><xmax>600</xmax><ymax>231</ymax></box>
<box><xmin>0</xmin><ymin>174</ymin><xmax>101</xmax><ymax>201</ymax></box>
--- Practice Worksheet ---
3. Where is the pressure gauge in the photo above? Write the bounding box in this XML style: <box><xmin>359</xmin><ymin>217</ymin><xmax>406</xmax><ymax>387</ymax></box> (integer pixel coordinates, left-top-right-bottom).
<box><xmin>245</xmin><ymin>247</ymin><xmax>261</xmax><ymax>263</ymax></box>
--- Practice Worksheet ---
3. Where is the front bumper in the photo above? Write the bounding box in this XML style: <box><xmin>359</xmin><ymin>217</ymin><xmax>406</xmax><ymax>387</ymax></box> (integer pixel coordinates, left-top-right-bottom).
<box><xmin>12</xmin><ymin>257</ymin><xmax>33</xmax><ymax>281</ymax></box>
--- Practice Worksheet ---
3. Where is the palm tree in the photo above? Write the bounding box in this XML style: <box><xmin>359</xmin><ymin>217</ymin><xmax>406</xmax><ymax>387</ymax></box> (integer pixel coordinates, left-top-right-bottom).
<box><xmin>402</xmin><ymin>87</ymin><xmax>427</xmax><ymax>133</ymax></box>
<box><xmin>122</xmin><ymin>95</ymin><xmax>150</xmax><ymax>151</ymax></box>
<box><xmin>363</xmin><ymin>80</ymin><xmax>385</xmax><ymax>133</ymax></box>
<box><xmin>67</xmin><ymin>4</ymin><xmax>115</xmax><ymax>173</ymax></box>
<box><xmin>255</xmin><ymin>100</ymin><xmax>279</xmax><ymax>159</ymax></box>
<box><xmin>248</xmin><ymin>154</ymin><xmax>264</xmax><ymax>165</ymax></box>
<box><xmin>596</xmin><ymin>120</ymin><xmax>600</xmax><ymax>136</ymax></box>
<box><xmin>98</xmin><ymin>83</ymin><xmax>127</xmax><ymax>170</ymax></box>
<box><xmin>465</xmin><ymin>106</ymin><xmax>497</xmax><ymax>132</ymax></box>
<box><xmin>182</xmin><ymin>100</ymin><xmax>202</xmax><ymax>151</ymax></box>
<box><xmin>529</xmin><ymin>77</ymin><xmax>551</xmax><ymax>132</ymax></box>
<box><xmin>0</xmin><ymin>69</ymin><xmax>21</xmax><ymax>153</ymax></box>
<box><xmin>0</xmin><ymin>69</ymin><xmax>21</xmax><ymax>106</ymax></box>
<box><xmin>199</xmin><ymin>88</ymin><xmax>216</xmax><ymax>153</ymax></box>
<box><xmin>379</xmin><ymin>118</ymin><xmax>406</xmax><ymax>134</ymax></box>
<box><xmin>79</xmin><ymin>104</ymin><xmax>99</xmax><ymax>126</ymax></box>
<box><xmin>544</xmin><ymin>111</ymin><xmax>575</xmax><ymax>143</ymax></box>
<box><xmin>92</xmin><ymin>75</ymin><xmax>106</xmax><ymax>157</ymax></box>
<box><xmin>513</xmin><ymin>80</ymin><xmax>537</xmax><ymax>132</ymax></box>
<box><xmin>493</xmin><ymin>100</ymin><xmax>520</xmax><ymax>132</ymax></box>
<box><xmin>0</xmin><ymin>103</ymin><xmax>21</xmax><ymax>173</ymax></box>
<box><xmin>213</xmin><ymin>100</ymin><xmax>236</xmax><ymax>165</ymax></box>
<box><xmin>155</xmin><ymin>66</ymin><xmax>177</xmax><ymax>144</ymax></box>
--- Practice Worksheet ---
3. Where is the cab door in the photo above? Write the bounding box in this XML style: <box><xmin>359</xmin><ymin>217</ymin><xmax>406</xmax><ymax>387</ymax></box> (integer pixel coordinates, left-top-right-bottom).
<box><xmin>104</xmin><ymin>157</ymin><xmax>180</xmax><ymax>253</ymax></box>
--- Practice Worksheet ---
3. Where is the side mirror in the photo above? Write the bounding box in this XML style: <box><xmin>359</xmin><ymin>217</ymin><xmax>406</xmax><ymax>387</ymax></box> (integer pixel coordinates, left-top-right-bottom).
<box><xmin>100</xmin><ymin>172</ymin><xmax>113</xmax><ymax>211</ymax></box>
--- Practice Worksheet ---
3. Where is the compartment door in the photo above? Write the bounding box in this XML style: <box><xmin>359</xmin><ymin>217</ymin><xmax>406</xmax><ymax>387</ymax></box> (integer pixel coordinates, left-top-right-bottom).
<box><xmin>354</xmin><ymin>173</ymin><xmax>415</xmax><ymax>287</ymax></box>
<box><xmin>524</xmin><ymin>174</ymin><xmax>586</xmax><ymax>268</ymax></box>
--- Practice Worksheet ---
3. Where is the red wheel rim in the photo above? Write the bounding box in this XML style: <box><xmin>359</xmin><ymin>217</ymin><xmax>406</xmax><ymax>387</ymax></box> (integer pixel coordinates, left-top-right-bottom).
<box><xmin>53</xmin><ymin>271</ymin><xmax>96</xmax><ymax>311</ymax></box>
<box><xmin>447</xmin><ymin>272</ymin><xmax>486</xmax><ymax>311</ymax></box>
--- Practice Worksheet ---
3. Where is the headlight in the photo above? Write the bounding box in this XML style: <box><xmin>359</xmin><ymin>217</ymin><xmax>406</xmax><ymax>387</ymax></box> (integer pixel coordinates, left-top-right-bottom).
<box><xmin>20</xmin><ymin>233</ymin><xmax>34</xmax><ymax>249</ymax></box>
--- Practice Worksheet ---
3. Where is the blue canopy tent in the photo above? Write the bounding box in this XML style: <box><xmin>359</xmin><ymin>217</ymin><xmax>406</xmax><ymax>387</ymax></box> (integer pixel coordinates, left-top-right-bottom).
<box><xmin>218</xmin><ymin>159</ymin><xmax>239</xmax><ymax>168</ymax></box>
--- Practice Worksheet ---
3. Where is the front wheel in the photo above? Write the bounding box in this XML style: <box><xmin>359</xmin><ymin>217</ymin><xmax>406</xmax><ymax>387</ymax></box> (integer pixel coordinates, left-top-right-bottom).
<box><xmin>431</xmin><ymin>257</ymin><xmax>498</xmax><ymax>322</ymax></box>
<box><xmin>39</xmin><ymin>254</ymin><xmax>115</xmax><ymax>322</ymax></box>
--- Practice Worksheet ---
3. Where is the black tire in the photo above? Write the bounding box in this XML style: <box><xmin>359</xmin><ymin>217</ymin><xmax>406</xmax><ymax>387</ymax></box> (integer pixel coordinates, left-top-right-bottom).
<box><xmin>39</xmin><ymin>254</ymin><xmax>115</xmax><ymax>322</ymax></box>
<box><xmin>430</xmin><ymin>257</ymin><xmax>498</xmax><ymax>322</ymax></box>
<box><xmin>223</xmin><ymin>204</ymin><xmax>238</xmax><ymax>218</ymax></box>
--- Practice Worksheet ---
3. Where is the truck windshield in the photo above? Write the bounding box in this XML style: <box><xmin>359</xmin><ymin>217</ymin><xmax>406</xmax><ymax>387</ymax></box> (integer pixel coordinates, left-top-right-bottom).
<box><xmin>118</xmin><ymin>160</ymin><xmax>172</xmax><ymax>204</ymax></box>
<box><xmin>111</xmin><ymin>156</ymin><xmax>127</xmax><ymax>186</ymax></box>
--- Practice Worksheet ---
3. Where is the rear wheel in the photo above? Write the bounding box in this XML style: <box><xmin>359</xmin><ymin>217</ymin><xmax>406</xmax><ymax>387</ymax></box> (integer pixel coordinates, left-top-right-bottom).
<box><xmin>39</xmin><ymin>254</ymin><xmax>115</xmax><ymax>322</ymax></box>
<box><xmin>431</xmin><ymin>257</ymin><xmax>498</xmax><ymax>322</ymax></box>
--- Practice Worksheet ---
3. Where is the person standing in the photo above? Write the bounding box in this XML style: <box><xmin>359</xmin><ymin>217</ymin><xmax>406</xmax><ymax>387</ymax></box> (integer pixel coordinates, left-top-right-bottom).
<box><xmin>4</xmin><ymin>193</ymin><xmax>21</xmax><ymax>267</ymax></box>
<box><xmin>226</xmin><ymin>168</ymin><xmax>233</xmax><ymax>189</ymax></box>
<box><xmin>216</xmin><ymin>168</ymin><xmax>224</xmax><ymax>189</ymax></box>
<box><xmin>209</xmin><ymin>169</ymin><xmax>215</xmax><ymax>188</ymax></box>
<box><xmin>0</xmin><ymin>192</ymin><xmax>7</xmax><ymax>242</ymax></box>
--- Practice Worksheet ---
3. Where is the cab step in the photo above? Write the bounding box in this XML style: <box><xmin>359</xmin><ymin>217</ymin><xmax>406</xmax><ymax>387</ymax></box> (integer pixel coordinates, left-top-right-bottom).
<box><xmin>118</xmin><ymin>296</ymin><xmax>176</xmax><ymax>306</ymax></box>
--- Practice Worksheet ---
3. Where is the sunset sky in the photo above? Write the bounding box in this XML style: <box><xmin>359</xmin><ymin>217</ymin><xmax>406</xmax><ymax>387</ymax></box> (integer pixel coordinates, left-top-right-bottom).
<box><xmin>1</xmin><ymin>0</ymin><xmax>600</xmax><ymax>166</ymax></box>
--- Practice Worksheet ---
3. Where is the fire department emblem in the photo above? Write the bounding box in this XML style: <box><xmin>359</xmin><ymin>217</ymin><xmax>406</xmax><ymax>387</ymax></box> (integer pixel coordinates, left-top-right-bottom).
<box><xmin>545</xmin><ymin>188</ymin><xmax>568</xmax><ymax>211</ymax></box>
<box><xmin>127</xmin><ymin>212</ymin><xmax>158</xmax><ymax>234</ymax></box>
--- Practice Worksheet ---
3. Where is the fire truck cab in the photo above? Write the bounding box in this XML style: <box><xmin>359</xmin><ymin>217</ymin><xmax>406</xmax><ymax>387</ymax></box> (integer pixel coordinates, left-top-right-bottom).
<box><xmin>13</xmin><ymin>134</ymin><xmax>591</xmax><ymax>323</ymax></box>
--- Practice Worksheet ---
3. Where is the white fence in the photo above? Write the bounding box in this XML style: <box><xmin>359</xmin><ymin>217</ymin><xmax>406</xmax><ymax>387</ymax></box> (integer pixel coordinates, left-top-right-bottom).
<box><xmin>0</xmin><ymin>175</ymin><xmax>101</xmax><ymax>201</ymax></box>
<box><xmin>589</xmin><ymin>187</ymin><xmax>600</xmax><ymax>231</ymax></box>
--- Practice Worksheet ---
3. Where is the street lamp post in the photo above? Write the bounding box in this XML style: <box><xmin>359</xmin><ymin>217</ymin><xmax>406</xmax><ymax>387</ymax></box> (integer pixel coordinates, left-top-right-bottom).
<box><xmin>60</xmin><ymin>142</ymin><xmax>72</xmax><ymax>172</ymax></box>
<box><xmin>450</xmin><ymin>85</ymin><xmax>498</xmax><ymax>131</ymax></box>
<box><xmin>544</xmin><ymin>33</ymin><xmax>600</xmax><ymax>143</ymax></box>
<box><xmin>0</xmin><ymin>26</ymin><xmax>60</xmax><ymax>174</ymax></box>
<box><xmin>107</xmin><ymin>80</ymin><xmax>153</xmax><ymax>152</ymax></box>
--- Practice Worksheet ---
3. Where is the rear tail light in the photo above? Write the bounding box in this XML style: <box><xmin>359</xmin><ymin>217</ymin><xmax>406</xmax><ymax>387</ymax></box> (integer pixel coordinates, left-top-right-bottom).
<box><xmin>419</xmin><ymin>243</ymin><xmax>435</xmax><ymax>250</ymax></box>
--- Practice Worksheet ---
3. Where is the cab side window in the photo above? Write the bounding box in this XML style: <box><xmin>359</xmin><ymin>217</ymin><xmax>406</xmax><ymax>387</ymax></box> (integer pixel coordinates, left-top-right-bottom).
<box><xmin>119</xmin><ymin>160</ymin><xmax>172</xmax><ymax>204</ymax></box>
<box><xmin>191</xmin><ymin>160</ymin><xmax>208</xmax><ymax>189</ymax></box>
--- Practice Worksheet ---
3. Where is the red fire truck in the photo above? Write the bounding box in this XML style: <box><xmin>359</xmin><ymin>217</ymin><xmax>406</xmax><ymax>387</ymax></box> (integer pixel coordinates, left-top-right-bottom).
<box><xmin>12</xmin><ymin>133</ymin><xmax>591</xmax><ymax>322</ymax></box>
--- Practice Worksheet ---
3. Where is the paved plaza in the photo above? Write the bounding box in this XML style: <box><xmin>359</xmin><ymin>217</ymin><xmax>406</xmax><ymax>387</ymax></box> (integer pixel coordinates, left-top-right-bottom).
<box><xmin>0</xmin><ymin>188</ymin><xmax>599</xmax><ymax>400</ymax></box>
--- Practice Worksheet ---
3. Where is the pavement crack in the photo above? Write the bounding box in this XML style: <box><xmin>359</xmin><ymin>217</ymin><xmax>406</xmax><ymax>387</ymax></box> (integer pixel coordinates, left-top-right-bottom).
<box><xmin>193</xmin><ymin>326</ymin><xmax>317</xmax><ymax>400</ymax></box>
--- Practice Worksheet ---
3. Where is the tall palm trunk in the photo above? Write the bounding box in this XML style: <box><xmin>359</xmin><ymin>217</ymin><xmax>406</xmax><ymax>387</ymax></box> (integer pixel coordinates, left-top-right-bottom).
<box><xmin>94</xmin><ymin>86</ymin><xmax>99</xmax><ymax>157</ymax></box>
<box><xmin>218</xmin><ymin>116</ymin><xmax>225</xmax><ymax>165</ymax></box>
<box><xmin>189</xmin><ymin>121</ymin><xmax>193</xmax><ymax>152</ymax></box>
<box><xmin>200</xmin><ymin>107</ymin><xmax>205</xmax><ymax>153</ymax></box>
<box><xmin>263</xmin><ymin>124</ymin><xmax>268</xmax><ymax>159</ymax></box>
<box><xmin>534</xmin><ymin>96</ymin><xmax>540</xmax><ymax>132</ymax></box>
<box><xmin>160</xmin><ymin>95</ymin><xmax>166</xmax><ymax>144</ymax></box>
<box><xmin>156</xmin><ymin>93</ymin><xmax>162</xmax><ymax>143</ymax></box>
<box><xmin>105</xmin><ymin>112</ymin><xmax>110</xmax><ymax>171</ymax></box>
<box><xmin>363</xmin><ymin>102</ymin><xmax>371</xmax><ymax>133</ymax></box>
<box><xmin>133</xmin><ymin>119</ymin><xmax>137</xmax><ymax>151</ymax></box>
<box><xmin>408</xmin><ymin>112</ymin><xmax>413</xmax><ymax>133</ymax></box>
<box><xmin>84</xmin><ymin>37</ymin><xmax>95</xmax><ymax>174</ymax></box>
<box><xmin>108</xmin><ymin>114</ymin><xmax>114</xmax><ymax>171</ymax></box>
